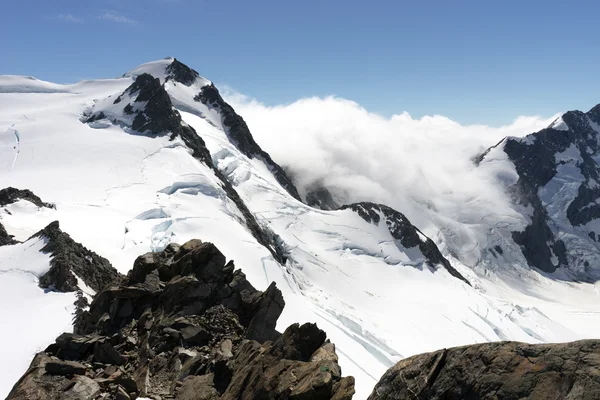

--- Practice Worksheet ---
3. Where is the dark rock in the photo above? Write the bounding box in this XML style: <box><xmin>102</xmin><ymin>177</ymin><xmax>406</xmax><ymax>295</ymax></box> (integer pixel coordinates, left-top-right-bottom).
<box><xmin>44</xmin><ymin>359</ymin><xmax>87</xmax><ymax>376</ymax></box>
<box><xmin>341</xmin><ymin>202</ymin><xmax>470</xmax><ymax>285</ymax></box>
<box><xmin>0</xmin><ymin>222</ymin><xmax>18</xmax><ymax>246</ymax></box>
<box><xmin>32</xmin><ymin>221</ymin><xmax>121</xmax><ymax>293</ymax></box>
<box><xmin>270</xmin><ymin>323</ymin><xmax>327</xmax><ymax>362</ymax></box>
<box><xmin>368</xmin><ymin>340</ymin><xmax>600</xmax><ymax>400</ymax></box>
<box><xmin>166</xmin><ymin>58</ymin><xmax>200</xmax><ymax>86</ymax></box>
<box><xmin>246</xmin><ymin>282</ymin><xmax>285</xmax><ymax>343</ymax></box>
<box><xmin>0</xmin><ymin>187</ymin><xmax>54</xmax><ymax>208</ymax></box>
<box><xmin>194</xmin><ymin>83</ymin><xmax>302</xmax><ymax>202</ymax></box>
<box><xmin>181</xmin><ymin>325</ymin><xmax>210</xmax><ymax>346</ymax></box>
<box><xmin>8</xmin><ymin>239</ymin><xmax>353</xmax><ymax>399</ymax></box>
<box><xmin>115</xmin><ymin>385</ymin><xmax>131</xmax><ymax>400</ymax></box>
<box><xmin>93</xmin><ymin>342</ymin><xmax>124</xmax><ymax>365</ymax></box>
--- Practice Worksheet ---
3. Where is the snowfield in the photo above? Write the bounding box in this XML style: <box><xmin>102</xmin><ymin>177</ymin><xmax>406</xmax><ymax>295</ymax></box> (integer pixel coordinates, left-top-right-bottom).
<box><xmin>1</xmin><ymin>58</ymin><xmax>599</xmax><ymax>399</ymax></box>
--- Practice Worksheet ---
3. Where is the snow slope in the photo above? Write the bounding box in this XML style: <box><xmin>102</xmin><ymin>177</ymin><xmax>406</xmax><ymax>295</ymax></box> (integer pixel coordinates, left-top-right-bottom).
<box><xmin>1</xmin><ymin>58</ymin><xmax>599</xmax><ymax>399</ymax></box>
<box><xmin>0</xmin><ymin>238</ymin><xmax>77</xmax><ymax>396</ymax></box>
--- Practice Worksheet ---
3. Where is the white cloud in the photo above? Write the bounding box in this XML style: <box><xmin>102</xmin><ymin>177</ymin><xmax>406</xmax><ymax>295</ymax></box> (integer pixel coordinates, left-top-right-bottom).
<box><xmin>98</xmin><ymin>11</ymin><xmax>138</xmax><ymax>24</ymax></box>
<box><xmin>51</xmin><ymin>13</ymin><xmax>84</xmax><ymax>23</ymax></box>
<box><xmin>222</xmin><ymin>89</ymin><xmax>558</xmax><ymax>264</ymax></box>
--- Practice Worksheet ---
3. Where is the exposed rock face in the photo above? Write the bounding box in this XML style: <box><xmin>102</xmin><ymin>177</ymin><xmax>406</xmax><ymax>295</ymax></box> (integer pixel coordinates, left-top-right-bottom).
<box><xmin>165</xmin><ymin>58</ymin><xmax>201</xmax><ymax>86</ymax></box>
<box><xmin>478</xmin><ymin>104</ymin><xmax>600</xmax><ymax>281</ymax></box>
<box><xmin>7</xmin><ymin>239</ymin><xmax>354</xmax><ymax>400</ymax></box>
<box><xmin>341</xmin><ymin>202</ymin><xmax>470</xmax><ymax>285</ymax></box>
<box><xmin>0</xmin><ymin>222</ymin><xmax>17</xmax><ymax>246</ymax></box>
<box><xmin>31</xmin><ymin>221</ymin><xmax>120</xmax><ymax>293</ymax></box>
<box><xmin>368</xmin><ymin>340</ymin><xmax>600</xmax><ymax>400</ymax></box>
<box><xmin>0</xmin><ymin>186</ymin><xmax>54</xmax><ymax>208</ymax></box>
<box><xmin>195</xmin><ymin>83</ymin><xmax>302</xmax><ymax>202</ymax></box>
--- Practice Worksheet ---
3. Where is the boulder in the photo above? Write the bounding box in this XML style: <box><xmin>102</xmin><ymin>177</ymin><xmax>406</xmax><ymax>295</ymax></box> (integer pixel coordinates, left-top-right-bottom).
<box><xmin>368</xmin><ymin>340</ymin><xmax>600</xmax><ymax>400</ymax></box>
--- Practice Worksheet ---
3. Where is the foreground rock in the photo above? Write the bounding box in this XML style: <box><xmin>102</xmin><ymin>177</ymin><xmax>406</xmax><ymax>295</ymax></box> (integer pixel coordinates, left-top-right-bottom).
<box><xmin>368</xmin><ymin>340</ymin><xmax>600</xmax><ymax>400</ymax></box>
<box><xmin>8</xmin><ymin>239</ymin><xmax>354</xmax><ymax>400</ymax></box>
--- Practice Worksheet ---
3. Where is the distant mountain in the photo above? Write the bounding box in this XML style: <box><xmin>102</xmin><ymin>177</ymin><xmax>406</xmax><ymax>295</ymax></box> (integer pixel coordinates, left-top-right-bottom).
<box><xmin>478</xmin><ymin>104</ymin><xmax>600</xmax><ymax>282</ymax></box>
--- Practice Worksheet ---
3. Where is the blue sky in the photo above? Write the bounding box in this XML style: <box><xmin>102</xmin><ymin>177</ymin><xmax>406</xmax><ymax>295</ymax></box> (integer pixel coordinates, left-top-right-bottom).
<box><xmin>2</xmin><ymin>0</ymin><xmax>599</xmax><ymax>125</ymax></box>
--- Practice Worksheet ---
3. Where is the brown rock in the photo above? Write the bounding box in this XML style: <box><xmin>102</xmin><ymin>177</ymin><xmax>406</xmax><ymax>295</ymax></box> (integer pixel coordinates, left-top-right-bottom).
<box><xmin>368</xmin><ymin>340</ymin><xmax>600</xmax><ymax>400</ymax></box>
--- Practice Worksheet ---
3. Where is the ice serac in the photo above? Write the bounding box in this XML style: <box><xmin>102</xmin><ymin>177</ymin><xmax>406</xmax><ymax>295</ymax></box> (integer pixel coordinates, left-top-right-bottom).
<box><xmin>340</xmin><ymin>202</ymin><xmax>470</xmax><ymax>285</ymax></box>
<box><xmin>8</xmin><ymin>239</ymin><xmax>354</xmax><ymax>400</ymax></box>
<box><xmin>194</xmin><ymin>82</ymin><xmax>302</xmax><ymax>202</ymax></box>
<box><xmin>478</xmin><ymin>103</ymin><xmax>600</xmax><ymax>282</ymax></box>
<box><xmin>82</xmin><ymin>70</ymin><xmax>288</xmax><ymax>264</ymax></box>
<box><xmin>368</xmin><ymin>340</ymin><xmax>600</xmax><ymax>400</ymax></box>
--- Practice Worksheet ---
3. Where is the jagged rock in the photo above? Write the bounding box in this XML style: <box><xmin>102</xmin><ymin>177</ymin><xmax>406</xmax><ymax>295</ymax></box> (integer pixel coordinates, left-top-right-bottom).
<box><xmin>245</xmin><ymin>282</ymin><xmax>285</xmax><ymax>343</ymax></box>
<box><xmin>269</xmin><ymin>323</ymin><xmax>326</xmax><ymax>362</ymax></box>
<box><xmin>368</xmin><ymin>340</ymin><xmax>600</xmax><ymax>400</ymax></box>
<box><xmin>165</xmin><ymin>58</ymin><xmax>200</xmax><ymax>86</ymax></box>
<box><xmin>0</xmin><ymin>222</ymin><xmax>18</xmax><ymax>246</ymax></box>
<box><xmin>341</xmin><ymin>202</ymin><xmax>470</xmax><ymax>285</ymax></box>
<box><xmin>44</xmin><ymin>359</ymin><xmax>87</xmax><ymax>376</ymax></box>
<box><xmin>8</xmin><ymin>239</ymin><xmax>353</xmax><ymax>399</ymax></box>
<box><xmin>195</xmin><ymin>83</ymin><xmax>302</xmax><ymax>202</ymax></box>
<box><xmin>31</xmin><ymin>221</ymin><xmax>121</xmax><ymax>293</ymax></box>
<box><xmin>306</xmin><ymin>183</ymin><xmax>340</xmax><ymax>211</ymax></box>
<box><xmin>0</xmin><ymin>187</ymin><xmax>53</xmax><ymax>208</ymax></box>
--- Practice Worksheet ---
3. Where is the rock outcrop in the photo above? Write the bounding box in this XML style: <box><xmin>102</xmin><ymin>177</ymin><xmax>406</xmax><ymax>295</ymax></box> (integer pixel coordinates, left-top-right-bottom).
<box><xmin>0</xmin><ymin>222</ymin><xmax>17</xmax><ymax>246</ymax></box>
<box><xmin>0</xmin><ymin>187</ymin><xmax>54</xmax><ymax>208</ymax></box>
<box><xmin>32</xmin><ymin>221</ymin><xmax>121</xmax><ymax>294</ymax></box>
<box><xmin>341</xmin><ymin>202</ymin><xmax>470</xmax><ymax>285</ymax></box>
<box><xmin>368</xmin><ymin>340</ymin><xmax>600</xmax><ymax>400</ymax></box>
<box><xmin>195</xmin><ymin>83</ymin><xmax>302</xmax><ymax>202</ymax></box>
<box><xmin>7</xmin><ymin>239</ymin><xmax>354</xmax><ymax>400</ymax></box>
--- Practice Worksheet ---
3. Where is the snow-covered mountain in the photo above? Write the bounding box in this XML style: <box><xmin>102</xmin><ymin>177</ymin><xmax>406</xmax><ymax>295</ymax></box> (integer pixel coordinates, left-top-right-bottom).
<box><xmin>478</xmin><ymin>105</ymin><xmax>600</xmax><ymax>282</ymax></box>
<box><xmin>1</xmin><ymin>58</ymin><xmax>599</xmax><ymax>399</ymax></box>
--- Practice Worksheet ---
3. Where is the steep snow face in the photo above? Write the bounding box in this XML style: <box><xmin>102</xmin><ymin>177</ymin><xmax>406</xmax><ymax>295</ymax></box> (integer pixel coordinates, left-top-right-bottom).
<box><xmin>1</xmin><ymin>59</ymin><xmax>600</xmax><ymax>399</ymax></box>
<box><xmin>479</xmin><ymin>108</ymin><xmax>600</xmax><ymax>282</ymax></box>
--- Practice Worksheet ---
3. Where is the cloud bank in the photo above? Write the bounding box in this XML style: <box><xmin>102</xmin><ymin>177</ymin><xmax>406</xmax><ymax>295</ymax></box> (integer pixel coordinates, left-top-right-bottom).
<box><xmin>222</xmin><ymin>90</ymin><xmax>558</xmax><ymax>263</ymax></box>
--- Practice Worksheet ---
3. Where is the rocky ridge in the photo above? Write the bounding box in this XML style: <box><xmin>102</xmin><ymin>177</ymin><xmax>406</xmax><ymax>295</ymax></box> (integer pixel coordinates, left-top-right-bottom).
<box><xmin>194</xmin><ymin>84</ymin><xmax>302</xmax><ymax>202</ymax></box>
<box><xmin>33</xmin><ymin>221</ymin><xmax>121</xmax><ymax>294</ymax></box>
<box><xmin>341</xmin><ymin>202</ymin><xmax>470</xmax><ymax>285</ymax></box>
<box><xmin>7</xmin><ymin>239</ymin><xmax>354</xmax><ymax>400</ymax></box>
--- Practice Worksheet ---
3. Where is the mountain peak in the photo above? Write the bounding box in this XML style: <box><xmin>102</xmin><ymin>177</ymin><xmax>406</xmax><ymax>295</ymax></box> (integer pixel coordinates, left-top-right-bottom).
<box><xmin>123</xmin><ymin>57</ymin><xmax>211</xmax><ymax>87</ymax></box>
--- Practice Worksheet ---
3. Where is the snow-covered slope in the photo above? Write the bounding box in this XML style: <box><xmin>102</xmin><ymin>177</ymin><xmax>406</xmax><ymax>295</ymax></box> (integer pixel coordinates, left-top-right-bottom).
<box><xmin>1</xmin><ymin>58</ymin><xmax>599</xmax><ymax>399</ymax></box>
